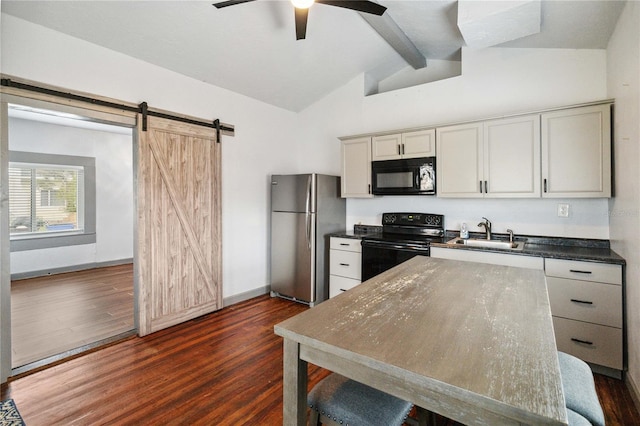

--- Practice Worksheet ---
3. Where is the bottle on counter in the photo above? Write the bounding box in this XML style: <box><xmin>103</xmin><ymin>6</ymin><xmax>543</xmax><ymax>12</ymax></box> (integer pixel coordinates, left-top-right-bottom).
<box><xmin>460</xmin><ymin>223</ymin><xmax>469</xmax><ymax>239</ymax></box>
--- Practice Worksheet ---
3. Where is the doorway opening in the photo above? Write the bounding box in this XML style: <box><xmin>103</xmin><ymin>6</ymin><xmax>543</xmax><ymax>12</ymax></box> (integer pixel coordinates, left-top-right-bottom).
<box><xmin>6</xmin><ymin>100</ymin><xmax>136</xmax><ymax>375</ymax></box>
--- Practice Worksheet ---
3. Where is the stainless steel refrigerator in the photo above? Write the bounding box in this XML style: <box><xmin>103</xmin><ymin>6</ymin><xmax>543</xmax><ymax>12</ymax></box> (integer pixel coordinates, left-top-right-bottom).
<box><xmin>270</xmin><ymin>174</ymin><xmax>345</xmax><ymax>306</ymax></box>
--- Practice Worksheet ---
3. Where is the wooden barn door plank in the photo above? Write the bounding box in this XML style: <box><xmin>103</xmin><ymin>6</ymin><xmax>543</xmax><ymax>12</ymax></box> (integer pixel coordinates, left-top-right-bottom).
<box><xmin>137</xmin><ymin>116</ymin><xmax>221</xmax><ymax>336</ymax></box>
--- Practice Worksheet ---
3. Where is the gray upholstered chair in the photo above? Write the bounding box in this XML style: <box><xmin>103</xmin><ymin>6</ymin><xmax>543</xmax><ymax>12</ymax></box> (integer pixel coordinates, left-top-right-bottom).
<box><xmin>557</xmin><ymin>351</ymin><xmax>605</xmax><ymax>426</ymax></box>
<box><xmin>307</xmin><ymin>373</ymin><xmax>415</xmax><ymax>426</ymax></box>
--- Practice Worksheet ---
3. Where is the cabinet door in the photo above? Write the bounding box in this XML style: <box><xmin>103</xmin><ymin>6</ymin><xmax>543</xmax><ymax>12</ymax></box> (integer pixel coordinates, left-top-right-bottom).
<box><xmin>484</xmin><ymin>115</ymin><xmax>541</xmax><ymax>198</ymax></box>
<box><xmin>402</xmin><ymin>129</ymin><xmax>436</xmax><ymax>158</ymax></box>
<box><xmin>341</xmin><ymin>137</ymin><xmax>373</xmax><ymax>198</ymax></box>
<box><xmin>436</xmin><ymin>123</ymin><xmax>484</xmax><ymax>198</ymax></box>
<box><xmin>371</xmin><ymin>134</ymin><xmax>402</xmax><ymax>161</ymax></box>
<box><xmin>541</xmin><ymin>104</ymin><xmax>611</xmax><ymax>198</ymax></box>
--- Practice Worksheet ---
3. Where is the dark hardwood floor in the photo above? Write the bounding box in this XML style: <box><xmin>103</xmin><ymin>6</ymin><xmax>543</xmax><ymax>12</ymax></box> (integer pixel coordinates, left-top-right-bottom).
<box><xmin>1</xmin><ymin>295</ymin><xmax>638</xmax><ymax>425</ymax></box>
<box><xmin>11</xmin><ymin>264</ymin><xmax>134</xmax><ymax>368</ymax></box>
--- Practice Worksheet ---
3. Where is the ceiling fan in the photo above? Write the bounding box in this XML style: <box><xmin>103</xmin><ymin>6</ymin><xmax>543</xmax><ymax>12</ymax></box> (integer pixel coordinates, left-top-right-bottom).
<box><xmin>212</xmin><ymin>0</ymin><xmax>387</xmax><ymax>40</ymax></box>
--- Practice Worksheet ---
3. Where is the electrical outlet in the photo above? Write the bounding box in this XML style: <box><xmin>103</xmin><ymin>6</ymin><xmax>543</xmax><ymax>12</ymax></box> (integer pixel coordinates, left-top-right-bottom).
<box><xmin>557</xmin><ymin>203</ymin><xmax>569</xmax><ymax>218</ymax></box>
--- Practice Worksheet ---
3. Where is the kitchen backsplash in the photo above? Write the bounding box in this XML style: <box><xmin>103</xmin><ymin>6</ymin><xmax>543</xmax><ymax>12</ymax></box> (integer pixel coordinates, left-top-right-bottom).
<box><xmin>346</xmin><ymin>197</ymin><xmax>611</xmax><ymax>240</ymax></box>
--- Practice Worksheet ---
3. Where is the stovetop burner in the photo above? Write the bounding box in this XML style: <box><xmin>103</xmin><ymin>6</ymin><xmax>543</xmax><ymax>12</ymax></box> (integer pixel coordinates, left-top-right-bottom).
<box><xmin>362</xmin><ymin>212</ymin><xmax>446</xmax><ymax>246</ymax></box>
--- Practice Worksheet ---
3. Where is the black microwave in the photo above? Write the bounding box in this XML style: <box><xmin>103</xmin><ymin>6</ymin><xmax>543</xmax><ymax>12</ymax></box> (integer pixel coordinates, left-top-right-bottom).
<box><xmin>371</xmin><ymin>157</ymin><xmax>436</xmax><ymax>195</ymax></box>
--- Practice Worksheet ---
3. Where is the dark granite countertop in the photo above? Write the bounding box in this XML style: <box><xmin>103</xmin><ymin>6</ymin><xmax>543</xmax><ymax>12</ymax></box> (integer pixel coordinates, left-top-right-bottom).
<box><xmin>432</xmin><ymin>231</ymin><xmax>625</xmax><ymax>266</ymax></box>
<box><xmin>329</xmin><ymin>227</ymin><xmax>625</xmax><ymax>266</ymax></box>
<box><xmin>328</xmin><ymin>224</ymin><xmax>382</xmax><ymax>240</ymax></box>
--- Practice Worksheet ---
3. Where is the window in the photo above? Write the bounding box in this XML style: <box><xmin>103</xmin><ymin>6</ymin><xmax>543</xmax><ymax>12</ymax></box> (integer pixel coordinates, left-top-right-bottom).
<box><xmin>9</xmin><ymin>151</ymin><xmax>96</xmax><ymax>251</ymax></box>
<box><xmin>9</xmin><ymin>164</ymin><xmax>85</xmax><ymax>235</ymax></box>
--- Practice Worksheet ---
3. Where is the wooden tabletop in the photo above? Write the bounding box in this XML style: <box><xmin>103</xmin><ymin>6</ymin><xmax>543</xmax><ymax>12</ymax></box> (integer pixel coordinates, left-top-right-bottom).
<box><xmin>275</xmin><ymin>256</ymin><xmax>567</xmax><ymax>425</ymax></box>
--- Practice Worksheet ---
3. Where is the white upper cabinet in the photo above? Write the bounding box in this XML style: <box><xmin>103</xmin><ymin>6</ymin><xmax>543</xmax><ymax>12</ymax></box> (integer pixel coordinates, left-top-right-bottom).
<box><xmin>436</xmin><ymin>122</ymin><xmax>484</xmax><ymax>198</ymax></box>
<box><xmin>541</xmin><ymin>104</ymin><xmax>612</xmax><ymax>198</ymax></box>
<box><xmin>372</xmin><ymin>129</ymin><xmax>435</xmax><ymax>161</ymax></box>
<box><xmin>342</xmin><ymin>101</ymin><xmax>612</xmax><ymax>199</ymax></box>
<box><xmin>341</xmin><ymin>137</ymin><xmax>373</xmax><ymax>198</ymax></box>
<box><xmin>483</xmin><ymin>115</ymin><xmax>541</xmax><ymax>198</ymax></box>
<box><xmin>371</xmin><ymin>134</ymin><xmax>402</xmax><ymax>161</ymax></box>
<box><xmin>437</xmin><ymin>115</ymin><xmax>540</xmax><ymax>198</ymax></box>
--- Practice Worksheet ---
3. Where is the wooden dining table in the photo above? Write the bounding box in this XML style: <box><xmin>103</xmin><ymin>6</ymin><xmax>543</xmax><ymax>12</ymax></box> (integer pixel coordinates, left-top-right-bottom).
<box><xmin>274</xmin><ymin>256</ymin><xmax>568</xmax><ymax>425</ymax></box>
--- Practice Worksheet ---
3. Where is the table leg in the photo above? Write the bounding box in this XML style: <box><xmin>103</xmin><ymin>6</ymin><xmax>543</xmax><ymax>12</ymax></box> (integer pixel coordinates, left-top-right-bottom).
<box><xmin>416</xmin><ymin>407</ymin><xmax>437</xmax><ymax>426</ymax></box>
<box><xmin>283</xmin><ymin>338</ymin><xmax>308</xmax><ymax>425</ymax></box>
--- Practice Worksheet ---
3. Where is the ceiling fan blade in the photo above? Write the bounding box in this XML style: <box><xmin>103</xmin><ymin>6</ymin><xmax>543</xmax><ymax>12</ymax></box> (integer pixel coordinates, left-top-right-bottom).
<box><xmin>212</xmin><ymin>0</ymin><xmax>257</xmax><ymax>9</ymax></box>
<box><xmin>316</xmin><ymin>0</ymin><xmax>386</xmax><ymax>15</ymax></box>
<box><xmin>295</xmin><ymin>8</ymin><xmax>309</xmax><ymax>40</ymax></box>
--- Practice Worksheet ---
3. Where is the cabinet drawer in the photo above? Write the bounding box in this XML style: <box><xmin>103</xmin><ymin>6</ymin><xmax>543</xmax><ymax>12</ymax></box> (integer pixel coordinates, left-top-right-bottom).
<box><xmin>547</xmin><ymin>277</ymin><xmax>622</xmax><ymax>327</ymax></box>
<box><xmin>330</xmin><ymin>250</ymin><xmax>361</xmax><ymax>280</ymax></box>
<box><xmin>545</xmin><ymin>258</ymin><xmax>621</xmax><ymax>285</ymax></box>
<box><xmin>329</xmin><ymin>275</ymin><xmax>360</xmax><ymax>298</ymax></box>
<box><xmin>330</xmin><ymin>237</ymin><xmax>362</xmax><ymax>253</ymax></box>
<box><xmin>553</xmin><ymin>317</ymin><xmax>622</xmax><ymax>370</ymax></box>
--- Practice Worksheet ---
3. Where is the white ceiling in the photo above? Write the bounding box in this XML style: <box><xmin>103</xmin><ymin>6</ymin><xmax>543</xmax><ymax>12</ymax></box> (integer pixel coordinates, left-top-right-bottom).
<box><xmin>1</xmin><ymin>0</ymin><xmax>626</xmax><ymax>112</ymax></box>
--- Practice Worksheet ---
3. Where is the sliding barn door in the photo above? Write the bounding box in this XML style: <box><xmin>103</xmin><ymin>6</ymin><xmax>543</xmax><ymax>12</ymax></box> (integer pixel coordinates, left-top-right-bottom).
<box><xmin>137</xmin><ymin>116</ymin><xmax>222</xmax><ymax>336</ymax></box>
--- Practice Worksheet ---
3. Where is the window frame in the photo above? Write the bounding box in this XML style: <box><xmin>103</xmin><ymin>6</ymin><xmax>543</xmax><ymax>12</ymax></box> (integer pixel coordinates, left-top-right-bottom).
<box><xmin>9</xmin><ymin>151</ymin><xmax>96</xmax><ymax>252</ymax></box>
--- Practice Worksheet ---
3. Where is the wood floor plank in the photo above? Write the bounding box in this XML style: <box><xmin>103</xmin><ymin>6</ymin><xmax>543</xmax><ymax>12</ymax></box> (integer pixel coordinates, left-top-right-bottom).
<box><xmin>1</xmin><ymin>294</ymin><xmax>638</xmax><ymax>425</ymax></box>
<box><xmin>11</xmin><ymin>264</ymin><xmax>134</xmax><ymax>367</ymax></box>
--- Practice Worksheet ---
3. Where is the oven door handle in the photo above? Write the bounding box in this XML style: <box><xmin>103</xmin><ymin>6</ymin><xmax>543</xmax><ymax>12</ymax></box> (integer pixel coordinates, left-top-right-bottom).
<box><xmin>361</xmin><ymin>240</ymin><xmax>430</xmax><ymax>252</ymax></box>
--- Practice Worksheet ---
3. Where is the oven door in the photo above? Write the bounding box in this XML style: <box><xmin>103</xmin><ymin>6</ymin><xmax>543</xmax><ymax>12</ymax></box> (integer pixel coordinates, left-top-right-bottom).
<box><xmin>361</xmin><ymin>239</ymin><xmax>430</xmax><ymax>281</ymax></box>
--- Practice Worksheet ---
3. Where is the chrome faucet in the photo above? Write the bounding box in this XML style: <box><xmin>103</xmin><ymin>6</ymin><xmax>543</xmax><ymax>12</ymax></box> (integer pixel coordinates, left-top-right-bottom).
<box><xmin>478</xmin><ymin>217</ymin><xmax>492</xmax><ymax>240</ymax></box>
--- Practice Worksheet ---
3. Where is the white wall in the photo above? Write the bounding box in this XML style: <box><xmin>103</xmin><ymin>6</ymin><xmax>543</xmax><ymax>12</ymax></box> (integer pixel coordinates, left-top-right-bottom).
<box><xmin>607</xmin><ymin>0</ymin><xmax>640</xmax><ymax>401</ymax></box>
<box><xmin>299</xmin><ymin>47</ymin><xmax>611</xmax><ymax>239</ymax></box>
<box><xmin>8</xmin><ymin>117</ymin><xmax>134</xmax><ymax>274</ymax></box>
<box><xmin>1</xmin><ymin>14</ymin><xmax>301</xmax><ymax>299</ymax></box>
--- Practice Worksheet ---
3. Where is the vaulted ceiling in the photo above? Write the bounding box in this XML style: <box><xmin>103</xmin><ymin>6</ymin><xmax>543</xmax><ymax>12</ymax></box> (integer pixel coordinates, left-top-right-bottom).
<box><xmin>1</xmin><ymin>1</ymin><xmax>626</xmax><ymax>112</ymax></box>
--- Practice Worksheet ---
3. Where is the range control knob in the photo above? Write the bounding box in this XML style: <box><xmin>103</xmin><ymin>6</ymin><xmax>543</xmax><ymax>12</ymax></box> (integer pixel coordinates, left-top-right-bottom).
<box><xmin>384</xmin><ymin>214</ymin><xmax>396</xmax><ymax>224</ymax></box>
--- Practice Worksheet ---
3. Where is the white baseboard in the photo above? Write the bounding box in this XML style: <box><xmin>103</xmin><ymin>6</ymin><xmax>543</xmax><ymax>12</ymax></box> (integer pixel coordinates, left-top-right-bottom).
<box><xmin>11</xmin><ymin>258</ymin><xmax>134</xmax><ymax>280</ymax></box>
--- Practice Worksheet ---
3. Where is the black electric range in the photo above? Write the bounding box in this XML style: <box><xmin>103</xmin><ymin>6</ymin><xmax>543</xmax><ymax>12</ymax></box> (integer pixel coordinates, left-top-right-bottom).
<box><xmin>361</xmin><ymin>212</ymin><xmax>445</xmax><ymax>281</ymax></box>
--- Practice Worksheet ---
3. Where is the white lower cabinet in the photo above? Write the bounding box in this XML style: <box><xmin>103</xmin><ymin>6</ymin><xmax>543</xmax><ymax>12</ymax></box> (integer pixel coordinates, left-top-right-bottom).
<box><xmin>545</xmin><ymin>258</ymin><xmax>623</xmax><ymax>371</ymax></box>
<box><xmin>552</xmin><ymin>318</ymin><xmax>623</xmax><ymax>370</ymax></box>
<box><xmin>431</xmin><ymin>247</ymin><xmax>625</xmax><ymax>374</ymax></box>
<box><xmin>429</xmin><ymin>246</ymin><xmax>544</xmax><ymax>269</ymax></box>
<box><xmin>329</xmin><ymin>237</ymin><xmax>362</xmax><ymax>298</ymax></box>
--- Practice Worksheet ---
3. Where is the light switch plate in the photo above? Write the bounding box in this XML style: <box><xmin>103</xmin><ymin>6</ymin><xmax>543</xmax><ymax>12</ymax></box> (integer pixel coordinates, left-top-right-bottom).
<box><xmin>557</xmin><ymin>203</ymin><xmax>569</xmax><ymax>218</ymax></box>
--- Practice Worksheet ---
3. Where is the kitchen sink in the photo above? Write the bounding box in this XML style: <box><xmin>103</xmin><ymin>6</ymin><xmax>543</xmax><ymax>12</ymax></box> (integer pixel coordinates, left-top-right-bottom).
<box><xmin>446</xmin><ymin>237</ymin><xmax>524</xmax><ymax>251</ymax></box>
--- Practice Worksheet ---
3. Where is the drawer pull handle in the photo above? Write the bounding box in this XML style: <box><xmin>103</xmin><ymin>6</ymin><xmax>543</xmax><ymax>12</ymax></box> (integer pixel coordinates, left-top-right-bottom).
<box><xmin>571</xmin><ymin>338</ymin><xmax>594</xmax><ymax>345</ymax></box>
<box><xmin>569</xmin><ymin>269</ymin><xmax>592</xmax><ymax>274</ymax></box>
<box><xmin>339</xmin><ymin>263</ymin><xmax>350</xmax><ymax>266</ymax></box>
<box><xmin>570</xmin><ymin>298</ymin><xmax>594</xmax><ymax>305</ymax></box>
<box><xmin>339</xmin><ymin>288</ymin><xmax>347</xmax><ymax>292</ymax></box>
<box><xmin>339</xmin><ymin>243</ymin><xmax>350</xmax><ymax>246</ymax></box>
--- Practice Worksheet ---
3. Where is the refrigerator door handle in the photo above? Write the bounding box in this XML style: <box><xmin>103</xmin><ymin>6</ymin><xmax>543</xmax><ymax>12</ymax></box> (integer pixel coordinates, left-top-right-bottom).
<box><xmin>305</xmin><ymin>175</ymin><xmax>312</xmax><ymax>250</ymax></box>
